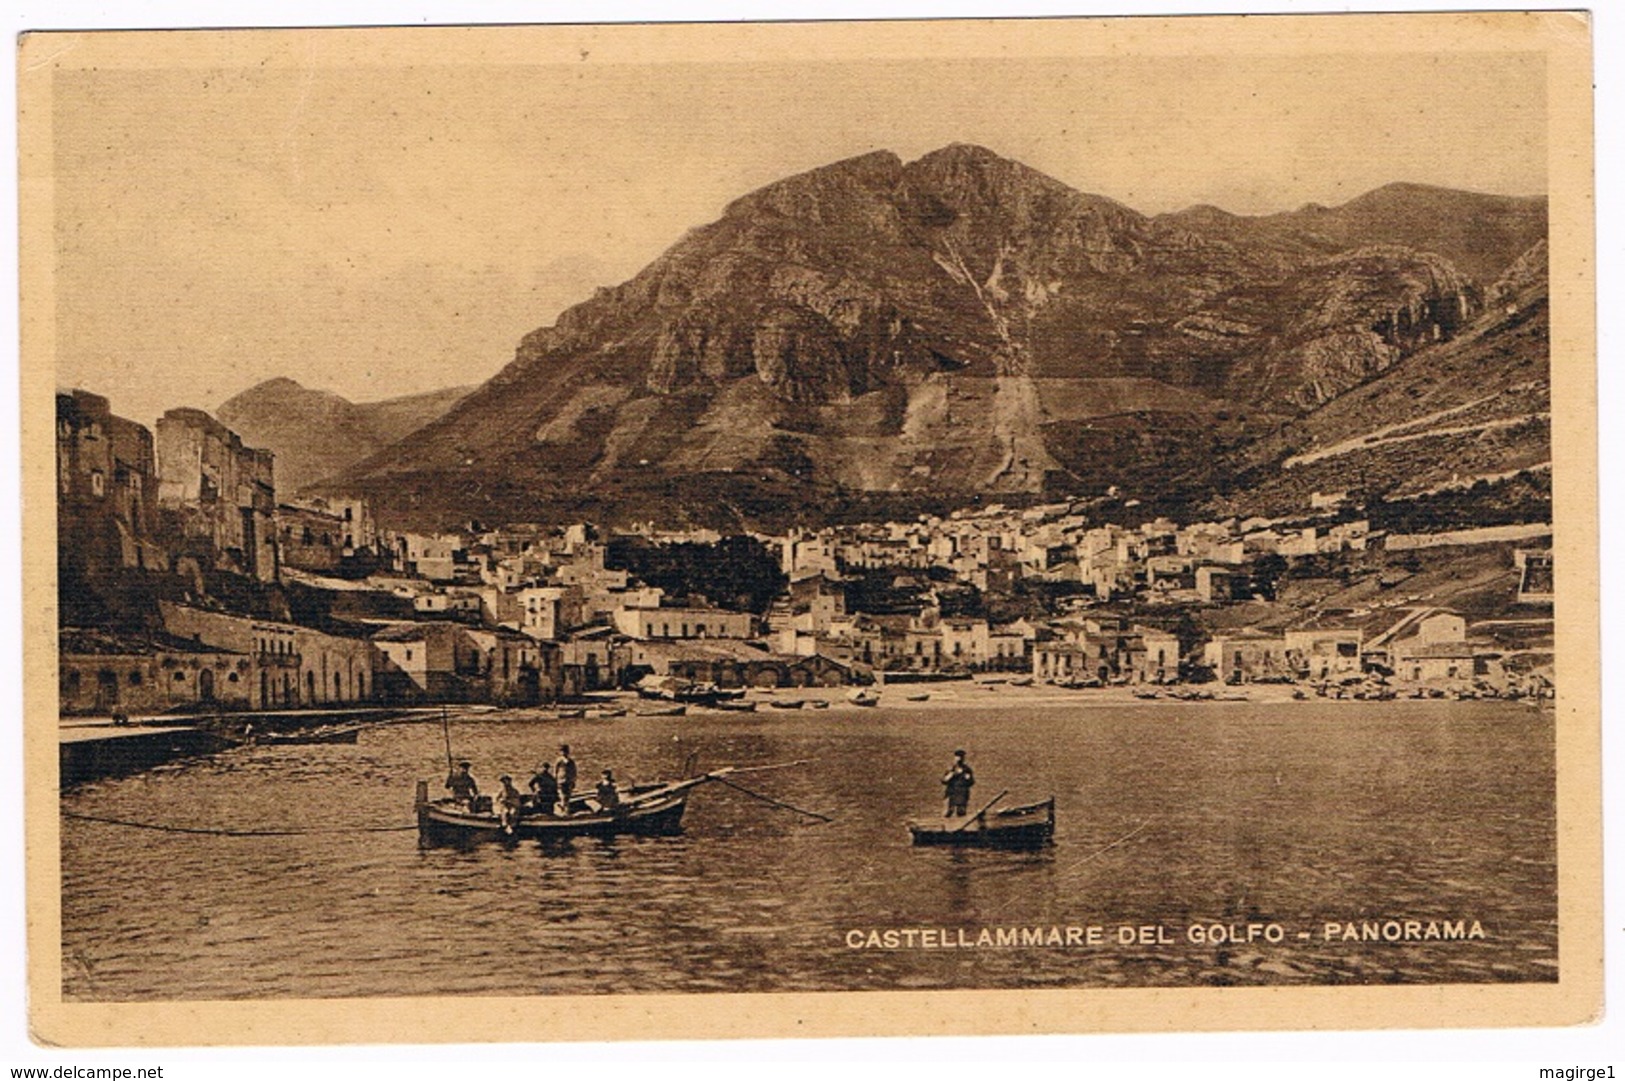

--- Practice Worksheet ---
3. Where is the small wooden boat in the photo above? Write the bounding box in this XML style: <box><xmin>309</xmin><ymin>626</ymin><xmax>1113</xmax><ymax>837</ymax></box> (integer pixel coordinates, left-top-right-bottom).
<box><xmin>636</xmin><ymin>704</ymin><xmax>687</xmax><ymax>718</ymax></box>
<box><xmin>1132</xmin><ymin>689</ymin><xmax>1159</xmax><ymax>700</ymax></box>
<box><xmin>241</xmin><ymin>726</ymin><xmax>360</xmax><ymax>746</ymax></box>
<box><xmin>416</xmin><ymin>775</ymin><xmax>705</xmax><ymax>843</ymax></box>
<box><xmin>908</xmin><ymin>793</ymin><xmax>1055</xmax><ymax>849</ymax></box>
<box><xmin>769</xmin><ymin>699</ymin><xmax>805</xmax><ymax>710</ymax></box>
<box><xmin>1008</xmin><ymin>676</ymin><xmax>1034</xmax><ymax>687</ymax></box>
<box><xmin>807</xmin><ymin>699</ymin><xmax>831</xmax><ymax>709</ymax></box>
<box><xmin>847</xmin><ymin>688</ymin><xmax>880</xmax><ymax>707</ymax></box>
<box><xmin>556</xmin><ymin>707</ymin><xmax>587</xmax><ymax>720</ymax></box>
<box><xmin>709</xmin><ymin>699</ymin><xmax>758</xmax><ymax>712</ymax></box>
<box><xmin>673</xmin><ymin>683</ymin><xmax>747</xmax><ymax>705</ymax></box>
<box><xmin>414</xmin><ymin>762</ymin><xmax>800</xmax><ymax>844</ymax></box>
<box><xmin>906</xmin><ymin>692</ymin><xmax>930</xmax><ymax>702</ymax></box>
<box><xmin>634</xmin><ymin>677</ymin><xmax>745</xmax><ymax>706</ymax></box>
<box><xmin>590</xmin><ymin>706</ymin><xmax>627</xmax><ymax>719</ymax></box>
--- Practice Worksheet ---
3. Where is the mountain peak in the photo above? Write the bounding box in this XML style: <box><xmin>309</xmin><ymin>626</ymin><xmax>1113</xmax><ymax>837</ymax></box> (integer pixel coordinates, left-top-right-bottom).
<box><xmin>910</xmin><ymin>142</ymin><xmax>1006</xmax><ymax>166</ymax></box>
<box><xmin>722</xmin><ymin>150</ymin><xmax>904</xmax><ymax>221</ymax></box>
<box><xmin>327</xmin><ymin>147</ymin><xmax>1545</xmax><ymax>530</ymax></box>
<box><xmin>246</xmin><ymin>376</ymin><xmax>306</xmax><ymax>394</ymax></box>
<box><xmin>219</xmin><ymin>378</ymin><xmax>472</xmax><ymax>493</ymax></box>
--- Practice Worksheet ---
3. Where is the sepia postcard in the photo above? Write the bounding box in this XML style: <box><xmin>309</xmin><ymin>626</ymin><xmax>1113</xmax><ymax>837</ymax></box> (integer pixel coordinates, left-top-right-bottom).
<box><xmin>18</xmin><ymin>11</ymin><xmax>1600</xmax><ymax>1047</ymax></box>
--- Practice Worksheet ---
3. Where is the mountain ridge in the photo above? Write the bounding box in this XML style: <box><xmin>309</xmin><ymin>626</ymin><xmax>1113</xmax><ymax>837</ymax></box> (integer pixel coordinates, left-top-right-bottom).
<box><xmin>318</xmin><ymin>144</ymin><xmax>1547</xmax><ymax>530</ymax></box>
<box><xmin>217</xmin><ymin>379</ymin><xmax>473</xmax><ymax>495</ymax></box>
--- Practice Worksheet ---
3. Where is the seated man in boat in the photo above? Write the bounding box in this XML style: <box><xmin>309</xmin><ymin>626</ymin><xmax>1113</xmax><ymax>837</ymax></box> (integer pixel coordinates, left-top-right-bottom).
<box><xmin>594</xmin><ymin>768</ymin><xmax>622</xmax><ymax>813</ymax></box>
<box><xmin>495</xmin><ymin>775</ymin><xmax>525</xmax><ymax>832</ymax></box>
<box><xmin>445</xmin><ymin>761</ymin><xmax>479</xmax><ymax>807</ymax></box>
<box><xmin>942</xmin><ymin>749</ymin><xmax>975</xmax><ymax>818</ymax></box>
<box><xmin>526</xmin><ymin>762</ymin><xmax>559</xmax><ymax>816</ymax></box>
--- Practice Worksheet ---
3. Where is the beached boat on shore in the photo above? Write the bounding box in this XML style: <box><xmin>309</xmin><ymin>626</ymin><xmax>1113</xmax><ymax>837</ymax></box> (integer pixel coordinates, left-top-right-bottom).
<box><xmin>237</xmin><ymin>726</ymin><xmax>360</xmax><ymax>746</ymax></box>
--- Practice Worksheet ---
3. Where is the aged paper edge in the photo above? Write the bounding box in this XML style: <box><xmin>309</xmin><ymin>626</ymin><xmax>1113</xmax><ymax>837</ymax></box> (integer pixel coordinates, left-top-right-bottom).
<box><xmin>17</xmin><ymin>11</ymin><xmax>1601</xmax><ymax>1047</ymax></box>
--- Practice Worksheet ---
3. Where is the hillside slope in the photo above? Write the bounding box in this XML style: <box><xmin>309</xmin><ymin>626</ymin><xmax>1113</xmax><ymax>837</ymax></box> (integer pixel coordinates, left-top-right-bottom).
<box><xmin>1206</xmin><ymin>240</ymin><xmax>1550</xmax><ymax>518</ymax></box>
<box><xmin>218</xmin><ymin>379</ymin><xmax>472</xmax><ymax>493</ymax></box>
<box><xmin>324</xmin><ymin>146</ymin><xmax>1543</xmax><ymax>530</ymax></box>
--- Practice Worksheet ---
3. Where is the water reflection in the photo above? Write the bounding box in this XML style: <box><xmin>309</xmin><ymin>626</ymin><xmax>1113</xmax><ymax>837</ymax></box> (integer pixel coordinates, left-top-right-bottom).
<box><xmin>62</xmin><ymin>700</ymin><xmax>1557</xmax><ymax>1000</ymax></box>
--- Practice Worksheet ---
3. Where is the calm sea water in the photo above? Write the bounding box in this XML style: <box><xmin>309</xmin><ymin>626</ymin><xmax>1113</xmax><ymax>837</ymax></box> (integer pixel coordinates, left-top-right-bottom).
<box><xmin>60</xmin><ymin>700</ymin><xmax>1557</xmax><ymax>1000</ymax></box>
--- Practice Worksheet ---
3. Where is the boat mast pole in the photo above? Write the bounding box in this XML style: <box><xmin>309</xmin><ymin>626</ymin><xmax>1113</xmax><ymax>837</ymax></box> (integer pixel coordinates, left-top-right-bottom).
<box><xmin>441</xmin><ymin>705</ymin><xmax>454</xmax><ymax>772</ymax></box>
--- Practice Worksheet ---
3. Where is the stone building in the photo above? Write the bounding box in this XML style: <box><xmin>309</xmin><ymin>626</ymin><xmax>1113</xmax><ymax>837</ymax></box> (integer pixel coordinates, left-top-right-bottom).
<box><xmin>370</xmin><ymin>622</ymin><xmax>479</xmax><ymax>702</ymax></box>
<box><xmin>1127</xmin><ymin>627</ymin><xmax>1181</xmax><ymax>683</ymax></box>
<box><xmin>155</xmin><ymin>408</ymin><xmax>278</xmax><ymax>582</ymax></box>
<box><xmin>1283</xmin><ymin>629</ymin><xmax>1364</xmax><ymax>680</ymax></box>
<box><xmin>159</xmin><ymin>601</ymin><xmax>375</xmax><ymax>708</ymax></box>
<box><xmin>370</xmin><ymin>621</ymin><xmax>558</xmax><ymax>704</ymax></box>
<box><xmin>397</xmin><ymin>533</ymin><xmax>462</xmax><ymax>582</ymax></box>
<box><xmin>58</xmin><ymin>628</ymin><xmax>251</xmax><ymax>716</ymax></box>
<box><xmin>465</xmin><ymin>627</ymin><xmax>560</xmax><ymax>705</ymax></box>
<box><xmin>611</xmin><ymin>604</ymin><xmax>755</xmax><ymax>641</ymax></box>
<box><xmin>1203</xmin><ymin>631</ymin><xmax>1292</xmax><ymax>683</ymax></box>
<box><xmin>56</xmin><ymin>390</ymin><xmax>167</xmax><ymax>579</ymax></box>
<box><xmin>277</xmin><ymin>501</ymin><xmax>346</xmax><ymax>573</ymax></box>
<box><xmin>1515</xmin><ymin>549</ymin><xmax>1554</xmax><ymax>605</ymax></box>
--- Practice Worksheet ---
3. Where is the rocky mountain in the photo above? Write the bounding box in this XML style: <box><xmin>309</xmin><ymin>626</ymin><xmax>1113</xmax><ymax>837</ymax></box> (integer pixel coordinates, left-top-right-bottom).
<box><xmin>1158</xmin><ymin>182</ymin><xmax>1546</xmax><ymax>286</ymax></box>
<box><xmin>1207</xmin><ymin>239</ymin><xmax>1550</xmax><ymax>519</ymax></box>
<box><xmin>325</xmin><ymin>145</ymin><xmax>1545</xmax><ymax>530</ymax></box>
<box><xmin>217</xmin><ymin>378</ymin><xmax>472</xmax><ymax>494</ymax></box>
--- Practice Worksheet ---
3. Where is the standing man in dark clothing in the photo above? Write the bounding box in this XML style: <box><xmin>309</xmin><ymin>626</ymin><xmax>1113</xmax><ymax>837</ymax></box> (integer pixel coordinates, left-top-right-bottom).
<box><xmin>942</xmin><ymin>748</ymin><xmax>975</xmax><ymax>817</ymax></box>
<box><xmin>445</xmin><ymin>761</ymin><xmax>479</xmax><ymax>807</ymax></box>
<box><xmin>553</xmin><ymin>744</ymin><xmax>578</xmax><ymax>815</ymax></box>
<box><xmin>527</xmin><ymin>762</ymin><xmax>560</xmax><ymax>816</ymax></box>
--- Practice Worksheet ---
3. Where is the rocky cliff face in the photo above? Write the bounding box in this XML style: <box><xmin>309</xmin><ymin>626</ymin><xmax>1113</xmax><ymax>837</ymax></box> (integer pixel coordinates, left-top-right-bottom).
<box><xmin>329</xmin><ymin>145</ymin><xmax>1542</xmax><ymax>529</ymax></box>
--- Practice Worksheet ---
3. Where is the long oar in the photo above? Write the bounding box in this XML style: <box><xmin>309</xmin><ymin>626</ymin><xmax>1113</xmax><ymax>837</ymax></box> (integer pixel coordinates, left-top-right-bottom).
<box><xmin>952</xmin><ymin>789</ymin><xmax>1007</xmax><ymax>833</ymax></box>
<box><xmin>710</xmin><ymin>775</ymin><xmax>834</xmax><ymax>823</ymax></box>
<box><xmin>720</xmin><ymin>758</ymin><xmax>814</xmax><ymax>777</ymax></box>
<box><xmin>618</xmin><ymin>760</ymin><xmax>822</xmax><ymax>815</ymax></box>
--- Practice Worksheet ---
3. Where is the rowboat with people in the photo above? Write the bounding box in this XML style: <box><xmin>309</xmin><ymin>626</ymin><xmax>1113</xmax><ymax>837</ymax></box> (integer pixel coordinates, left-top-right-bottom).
<box><xmin>416</xmin><ymin>776</ymin><xmax>699</xmax><ymax>842</ymax></box>
<box><xmin>415</xmin><ymin>761</ymin><xmax>823</xmax><ymax>844</ymax></box>
<box><xmin>907</xmin><ymin>790</ymin><xmax>1056</xmax><ymax>849</ymax></box>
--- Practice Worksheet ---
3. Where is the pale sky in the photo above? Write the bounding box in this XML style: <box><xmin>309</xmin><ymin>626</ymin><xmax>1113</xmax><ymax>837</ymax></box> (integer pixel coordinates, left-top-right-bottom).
<box><xmin>49</xmin><ymin>47</ymin><xmax>1547</xmax><ymax>430</ymax></box>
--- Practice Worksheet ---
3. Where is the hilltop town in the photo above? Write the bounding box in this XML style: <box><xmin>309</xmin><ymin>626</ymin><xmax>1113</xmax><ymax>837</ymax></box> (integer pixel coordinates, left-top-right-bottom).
<box><xmin>57</xmin><ymin>387</ymin><xmax>1555</xmax><ymax>719</ymax></box>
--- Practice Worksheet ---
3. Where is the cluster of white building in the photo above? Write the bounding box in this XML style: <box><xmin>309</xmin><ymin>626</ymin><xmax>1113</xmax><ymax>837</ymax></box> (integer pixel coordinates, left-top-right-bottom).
<box><xmin>59</xmin><ymin>386</ymin><xmax>1549</xmax><ymax>717</ymax></box>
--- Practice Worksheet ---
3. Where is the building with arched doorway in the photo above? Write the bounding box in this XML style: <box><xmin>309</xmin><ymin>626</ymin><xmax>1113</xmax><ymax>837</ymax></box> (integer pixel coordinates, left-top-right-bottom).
<box><xmin>59</xmin><ymin>628</ymin><xmax>251</xmax><ymax>716</ymax></box>
<box><xmin>158</xmin><ymin>601</ymin><xmax>378</xmax><ymax>709</ymax></box>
